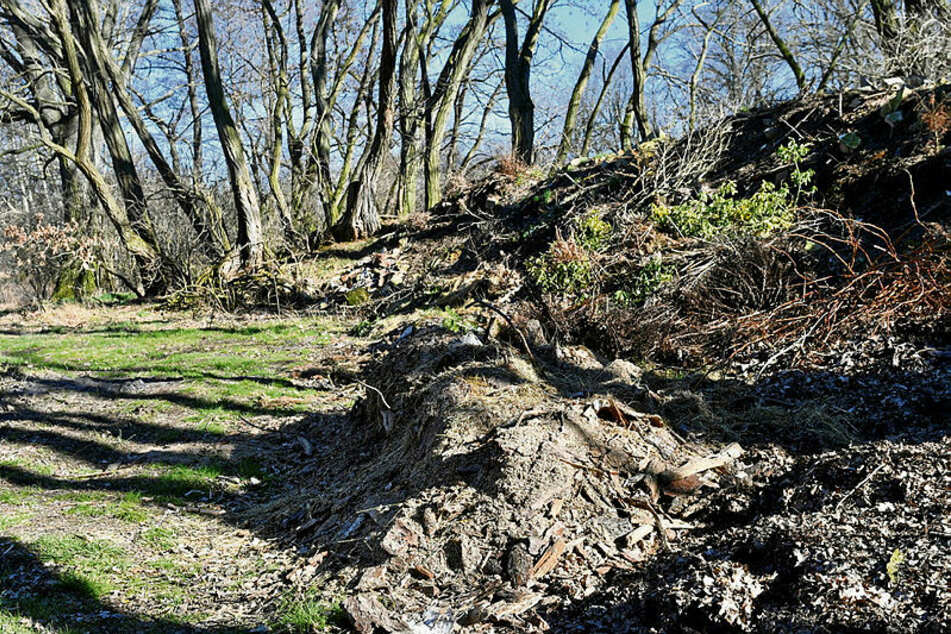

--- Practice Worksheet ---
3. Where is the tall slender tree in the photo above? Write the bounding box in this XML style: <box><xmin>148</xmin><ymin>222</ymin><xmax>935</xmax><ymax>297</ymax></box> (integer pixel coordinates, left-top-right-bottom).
<box><xmin>500</xmin><ymin>0</ymin><xmax>553</xmax><ymax>165</ymax></box>
<box><xmin>193</xmin><ymin>0</ymin><xmax>264</xmax><ymax>269</ymax></box>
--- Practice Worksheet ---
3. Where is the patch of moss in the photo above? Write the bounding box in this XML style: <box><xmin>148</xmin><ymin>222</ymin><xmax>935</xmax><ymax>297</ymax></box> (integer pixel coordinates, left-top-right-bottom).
<box><xmin>345</xmin><ymin>287</ymin><xmax>370</xmax><ymax>306</ymax></box>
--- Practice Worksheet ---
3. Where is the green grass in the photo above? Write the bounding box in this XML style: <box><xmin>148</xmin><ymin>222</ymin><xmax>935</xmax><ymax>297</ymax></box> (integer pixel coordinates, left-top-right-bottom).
<box><xmin>0</xmin><ymin>512</ymin><xmax>33</xmax><ymax>531</ymax></box>
<box><xmin>66</xmin><ymin>492</ymin><xmax>149</xmax><ymax>524</ymax></box>
<box><xmin>0</xmin><ymin>608</ymin><xmax>40</xmax><ymax>633</ymax></box>
<box><xmin>32</xmin><ymin>534</ymin><xmax>130</xmax><ymax>600</ymax></box>
<box><xmin>141</xmin><ymin>527</ymin><xmax>177</xmax><ymax>550</ymax></box>
<box><xmin>274</xmin><ymin>591</ymin><xmax>344</xmax><ymax>632</ymax></box>
<box><xmin>0</xmin><ymin>487</ymin><xmax>39</xmax><ymax>505</ymax></box>
<box><xmin>0</xmin><ymin>459</ymin><xmax>54</xmax><ymax>477</ymax></box>
<box><xmin>153</xmin><ymin>464</ymin><xmax>223</xmax><ymax>500</ymax></box>
<box><xmin>0</xmin><ymin>319</ymin><xmax>335</xmax><ymax>379</ymax></box>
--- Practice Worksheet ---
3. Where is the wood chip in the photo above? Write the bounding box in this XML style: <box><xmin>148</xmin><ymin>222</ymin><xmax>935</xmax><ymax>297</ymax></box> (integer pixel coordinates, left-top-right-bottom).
<box><xmin>529</xmin><ymin>537</ymin><xmax>566</xmax><ymax>581</ymax></box>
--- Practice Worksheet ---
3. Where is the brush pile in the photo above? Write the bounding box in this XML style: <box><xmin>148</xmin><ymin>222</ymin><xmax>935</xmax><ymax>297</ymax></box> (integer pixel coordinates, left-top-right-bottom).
<box><xmin>264</xmin><ymin>86</ymin><xmax>950</xmax><ymax>632</ymax></box>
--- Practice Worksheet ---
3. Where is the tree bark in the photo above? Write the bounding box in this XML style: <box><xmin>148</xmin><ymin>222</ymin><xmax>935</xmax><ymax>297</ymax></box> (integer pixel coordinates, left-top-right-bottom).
<box><xmin>500</xmin><ymin>0</ymin><xmax>552</xmax><ymax>165</ymax></box>
<box><xmin>556</xmin><ymin>0</ymin><xmax>621</xmax><ymax>164</ymax></box>
<box><xmin>622</xmin><ymin>0</ymin><xmax>654</xmax><ymax>147</ymax></box>
<box><xmin>193</xmin><ymin>0</ymin><xmax>264</xmax><ymax>270</ymax></box>
<box><xmin>335</xmin><ymin>0</ymin><xmax>398</xmax><ymax>241</ymax></box>
<box><xmin>749</xmin><ymin>0</ymin><xmax>806</xmax><ymax>92</ymax></box>
<box><xmin>424</xmin><ymin>0</ymin><xmax>493</xmax><ymax>209</ymax></box>
<box><xmin>71</xmin><ymin>0</ymin><xmax>159</xmax><ymax>265</ymax></box>
<box><xmin>45</xmin><ymin>0</ymin><xmax>160</xmax><ymax>290</ymax></box>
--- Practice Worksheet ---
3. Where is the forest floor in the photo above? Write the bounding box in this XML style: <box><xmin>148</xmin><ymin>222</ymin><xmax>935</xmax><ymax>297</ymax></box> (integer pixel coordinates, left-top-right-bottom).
<box><xmin>0</xmin><ymin>301</ymin><xmax>376</xmax><ymax>632</ymax></box>
<box><xmin>1</xmin><ymin>295</ymin><xmax>948</xmax><ymax>633</ymax></box>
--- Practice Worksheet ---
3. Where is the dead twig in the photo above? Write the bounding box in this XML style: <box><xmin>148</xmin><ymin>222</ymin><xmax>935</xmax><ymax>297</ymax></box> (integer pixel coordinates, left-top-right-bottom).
<box><xmin>470</xmin><ymin>299</ymin><xmax>537</xmax><ymax>364</ymax></box>
<box><xmin>356</xmin><ymin>380</ymin><xmax>392</xmax><ymax>410</ymax></box>
<box><xmin>835</xmin><ymin>463</ymin><xmax>885</xmax><ymax>512</ymax></box>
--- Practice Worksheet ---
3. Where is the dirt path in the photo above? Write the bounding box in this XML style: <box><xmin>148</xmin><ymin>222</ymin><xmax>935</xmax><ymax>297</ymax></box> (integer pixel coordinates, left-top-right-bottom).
<box><xmin>0</xmin><ymin>305</ymin><xmax>362</xmax><ymax>632</ymax></box>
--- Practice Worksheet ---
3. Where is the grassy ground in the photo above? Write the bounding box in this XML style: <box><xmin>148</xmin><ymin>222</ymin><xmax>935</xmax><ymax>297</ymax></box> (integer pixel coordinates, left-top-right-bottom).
<box><xmin>0</xmin><ymin>304</ymin><xmax>357</xmax><ymax>632</ymax></box>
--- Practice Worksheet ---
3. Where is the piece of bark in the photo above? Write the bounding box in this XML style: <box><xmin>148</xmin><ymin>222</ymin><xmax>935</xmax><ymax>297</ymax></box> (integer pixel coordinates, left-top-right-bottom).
<box><xmin>489</xmin><ymin>591</ymin><xmax>543</xmax><ymax>618</ymax></box>
<box><xmin>529</xmin><ymin>537</ymin><xmax>566</xmax><ymax>581</ymax></box>
<box><xmin>506</xmin><ymin>542</ymin><xmax>534</xmax><ymax>586</ymax></box>
<box><xmin>343</xmin><ymin>594</ymin><xmax>407</xmax><ymax>633</ymax></box>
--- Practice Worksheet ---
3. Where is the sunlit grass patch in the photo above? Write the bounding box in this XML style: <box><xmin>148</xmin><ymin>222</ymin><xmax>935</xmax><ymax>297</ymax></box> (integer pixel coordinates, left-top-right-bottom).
<box><xmin>274</xmin><ymin>589</ymin><xmax>344</xmax><ymax>632</ymax></box>
<box><xmin>141</xmin><ymin>527</ymin><xmax>176</xmax><ymax>551</ymax></box>
<box><xmin>32</xmin><ymin>534</ymin><xmax>130</xmax><ymax>600</ymax></box>
<box><xmin>0</xmin><ymin>458</ymin><xmax>54</xmax><ymax>477</ymax></box>
<box><xmin>0</xmin><ymin>317</ymin><xmax>337</xmax><ymax>379</ymax></box>
<box><xmin>0</xmin><ymin>511</ymin><xmax>33</xmax><ymax>531</ymax></box>
<box><xmin>0</xmin><ymin>487</ymin><xmax>39</xmax><ymax>505</ymax></box>
<box><xmin>153</xmin><ymin>464</ymin><xmax>223</xmax><ymax>500</ymax></box>
<box><xmin>66</xmin><ymin>492</ymin><xmax>149</xmax><ymax>524</ymax></box>
<box><xmin>0</xmin><ymin>609</ymin><xmax>35</xmax><ymax>634</ymax></box>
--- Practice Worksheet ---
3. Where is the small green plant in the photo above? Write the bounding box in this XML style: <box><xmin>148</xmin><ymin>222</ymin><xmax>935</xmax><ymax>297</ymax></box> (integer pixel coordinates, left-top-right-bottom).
<box><xmin>614</xmin><ymin>257</ymin><xmax>675</xmax><ymax>306</ymax></box>
<box><xmin>440</xmin><ymin>308</ymin><xmax>478</xmax><ymax>334</ymax></box>
<box><xmin>651</xmin><ymin>141</ymin><xmax>815</xmax><ymax>239</ymax></box>
<box><xmin>274</xmin><ymin>590</ymin><xmax>344</xmax><ymax>632</ymax></box>
<box><xmin>528</xmin><ymin>238</ymin><xmax>595</xmax><ymax>295</ymax></box>
<box><xmin>886</xmin><ymin>548</ymin><xmax>905</xmax><ymax>584</ymax></box>
<box><xmin>142</xmin><ymin>527</ymin><xmax>177</xmax><ymax>550</ymax></box>
<box><xmin>532</xmin><ymin>189</ymin><xmax>554</xmax><ymax>205</ymax></box>
<box><xmin>776</xmin><ymin>139</ymin><xmax>816</xmax><ymax>203</ymax></box>
<box><xmin>575</xmin><ymin>210</ymin><xmax>612</xmax><ymax>251</ymax></box>
<box><xmin>350</xmin><ymin>319</ymin><xmax>375</xmax><ymax>337</ymax></box>
<box><xmin>651</xmin><ymin>140</ymin><xmax>815</xmax><ymax>239</ymax></box>
<box><xmin>651</xmin><ymin>180</ymin><xmax>795</xmax><ymax>239</ymax></box>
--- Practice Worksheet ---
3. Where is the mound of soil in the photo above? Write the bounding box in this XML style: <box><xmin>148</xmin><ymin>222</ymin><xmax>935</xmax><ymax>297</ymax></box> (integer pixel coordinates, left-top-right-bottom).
<box><xmin>257</xmin><ymin>326</ymin><xmax>750</xmax><ymax>632</ymax></box>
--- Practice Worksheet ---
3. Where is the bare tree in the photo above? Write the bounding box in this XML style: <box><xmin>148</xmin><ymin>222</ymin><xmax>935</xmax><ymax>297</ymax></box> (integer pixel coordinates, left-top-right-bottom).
<box><xmin>749</xmin><ymin>0</ymin><xmax>806</xmax><ymax>92</ymax></box>
<box><xmin>193</xmin><ymin>0</ymin><xmax>264</xmax><ymax>269</ymax></box>
<box><xmin>500</xmin><ymin>0</ymin><xmax>553</xmax><ymax>164</ymax></box>
<box><xmin>335</xmin><ymin>0</ymin><xmax>399</xmax><ymax>240</ymax></box>
<box><xmin>556</xmin><ymin>0</ymin><xmax>621</xmax><ymax>165</ymax></box>
<box><xmin>423</xmin><ymin>0</ymin><xmax>493</xmax><ymax>209</ymax></box>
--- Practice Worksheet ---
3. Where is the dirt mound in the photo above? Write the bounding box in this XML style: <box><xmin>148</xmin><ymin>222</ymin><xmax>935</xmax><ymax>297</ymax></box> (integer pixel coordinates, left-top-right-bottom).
<box><xmin>255</xmin><ymin>326</ymin><xmax>749</xmax><ymax>631</ymax></box>
<box><xmin>323</xmin><ymin>85</ymin><xmax>950</xmax><ymax>378</ymax></box>
<box><xmin>255</xmin><ymin>86</ymin><xmax>951</xmax><ymax>632</ymax></box>
<box><xmin>545</xmin><ymin>434</ymin><xmax>951</xmax><ymax>632</ymax></box>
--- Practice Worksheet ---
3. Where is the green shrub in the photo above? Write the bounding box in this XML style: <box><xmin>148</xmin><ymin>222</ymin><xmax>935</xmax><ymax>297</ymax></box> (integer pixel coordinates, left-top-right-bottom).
<box><xmin>650</xmin><ymin>141</ymin><xmax>813</xmax><ymax>239</ymax></box>
<box><xmin>614</xmin><ymin>257</ymin><xmax>675</xmax><ymax>306</ymax></box>
<box><xmin>440</xmin><ymin>308</ymin><xmax>478</xmax><ymax>334</ymax></box>
<box><xmin>651</xmin><ymin>180</ymin><xmax>795</xmax><ymax>239</ymax></box>
<box><xmin>528</xmin><ymin>238</ymin><xmax>595</xmax><ymax>295</ymax></box>
<box><xmin>575</xmin><ymin>210</ymin><xmax>612</xmax><ymax>251</ymax></box>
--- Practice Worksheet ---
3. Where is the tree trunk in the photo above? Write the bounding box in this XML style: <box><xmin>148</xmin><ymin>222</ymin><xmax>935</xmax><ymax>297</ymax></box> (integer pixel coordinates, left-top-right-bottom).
<box><xmin>71</xmin><ymin>0</ymin><xmax>159</xmax><ymax>266</ymax></box>
<box><xmin>501</xmin><ymin>0</ymin><xmax>552</xmax><ymax>165</ymax></box>
<box><xmin>193</xmin><ymin>0</ymin><xmax>264</xmax><ymax>270</ymax></box>
<box><xmin>622</xmin><ymin>0</ymin><xmax>654</xmax><ymax>147</ymax></box>
<box><xmin>555</xmin><ymin>0</ymin><xmax>620</xmax><ymax>165</ymax></box>
<box><xmin>335</xmin><ymin>0</ymin><xmax>398</xmax><ymax>241</ymax></box>
<box><xmin>582</xmin><ymin>44</ymin><xmax>628</xmax><ymax>156</ymax></box>
<box><xmin>398</xmin><ymin>3</ymin><xmax>422</xmax><ymax>216</ymax></box>
<box><xmin>47</xmin><ymin>0</ymin><xmax>159</xmax><ymax>290</ymax></box>
<box><xmin>424</xmin><ymin>0</ymin><xmax>492</xmax><ymax>209</ymax></box>
<box><xmin>749</xmin><ymin>0</ymin><xmax>806</xmax><ymax>92</ymax></box>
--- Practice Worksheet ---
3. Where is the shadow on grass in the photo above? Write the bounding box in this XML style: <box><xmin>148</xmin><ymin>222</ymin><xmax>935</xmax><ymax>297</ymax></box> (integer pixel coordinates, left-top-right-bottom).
<box><xmin>0</xmin><ymin>538</ymin><xmax>244</xmax><ymax>633</ymax></box>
